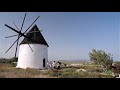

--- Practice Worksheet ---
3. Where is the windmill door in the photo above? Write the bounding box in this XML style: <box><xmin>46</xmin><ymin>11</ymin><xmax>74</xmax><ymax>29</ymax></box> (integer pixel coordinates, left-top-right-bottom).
<box><xmin>43</xmin><ymin>58</ymin><xmax>46</xmax><ymax>67</ymax></box>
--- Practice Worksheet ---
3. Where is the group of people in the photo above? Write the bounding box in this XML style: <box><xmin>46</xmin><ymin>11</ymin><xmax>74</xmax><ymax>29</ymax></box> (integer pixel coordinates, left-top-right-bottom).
<box><xmin>47</xmin><ymin>61</ymin><xmax>61</xmax><ymax>70</ymax></box>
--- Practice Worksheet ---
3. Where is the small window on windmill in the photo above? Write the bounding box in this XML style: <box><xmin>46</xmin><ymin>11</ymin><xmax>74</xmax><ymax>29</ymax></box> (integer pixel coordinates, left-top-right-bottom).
<box><xmin>43</xmin><ymin>58</ymin><xmax>46</xmax><ymax>67</ymax></box>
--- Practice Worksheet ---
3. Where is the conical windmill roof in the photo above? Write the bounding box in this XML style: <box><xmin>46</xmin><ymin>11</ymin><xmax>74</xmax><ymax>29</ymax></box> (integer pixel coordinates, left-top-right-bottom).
<box><xmin>20</xmin><ymin>25</ymin><xmax>49</xmax><ymax>47</ymax></box>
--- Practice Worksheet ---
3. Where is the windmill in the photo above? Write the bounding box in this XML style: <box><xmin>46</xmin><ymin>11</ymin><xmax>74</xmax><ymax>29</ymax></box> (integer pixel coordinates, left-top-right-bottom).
<box><xmin>5</xmin><ymin>13</ymin><xmax>49</xmax><ymax>69</ymax></box>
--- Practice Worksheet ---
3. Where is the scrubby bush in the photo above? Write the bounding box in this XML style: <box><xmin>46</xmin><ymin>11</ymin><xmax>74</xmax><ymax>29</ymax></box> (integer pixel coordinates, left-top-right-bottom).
<box><xmin>0</xmin><ymin>57</ymin><xmax>18</xmax><ymax>64</ymax></box>
<box><xmin>89</xmin><ymin>49</ymin><xmax>113</xmax><ymax>70</ymax></box>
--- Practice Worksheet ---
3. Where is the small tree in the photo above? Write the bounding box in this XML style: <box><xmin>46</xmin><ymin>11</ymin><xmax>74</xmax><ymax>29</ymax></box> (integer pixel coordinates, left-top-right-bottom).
<box><xmin>89</xmin><ymin>49</ymin><xmax>113</xmax><ymax>69</ymax></box>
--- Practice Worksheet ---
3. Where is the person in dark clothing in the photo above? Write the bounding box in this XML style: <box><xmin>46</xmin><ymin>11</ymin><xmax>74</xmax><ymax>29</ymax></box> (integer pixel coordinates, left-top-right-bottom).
<box><xmin>52</xmin><ymin>61</ymin><xmax>56</xmax><ymax>69</ymax></box>
<box><xmin>56</xmin><ymin>61</ymin><xmax>61</xmax><ymax>70</ymax></box>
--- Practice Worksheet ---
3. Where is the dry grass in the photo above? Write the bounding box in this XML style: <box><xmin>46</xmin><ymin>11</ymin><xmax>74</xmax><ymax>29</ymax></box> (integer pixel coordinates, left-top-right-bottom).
<box><xmin>0</xmin><ymin>63</ymin><xmax>53</xmax><ymax>78</ymax></box>
<box><xmin>0</xmin><ymin>62</ymin><xmax>116</xmax><ymax>78</ymax></box>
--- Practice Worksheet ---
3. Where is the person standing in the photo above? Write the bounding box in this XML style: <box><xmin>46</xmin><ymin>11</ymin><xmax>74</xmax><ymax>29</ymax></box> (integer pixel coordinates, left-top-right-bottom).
<box><xmin>56</xmin><ymin>61</ymin><xmax>61</xmax><ymax>70</ymax></box>
<box><xmin>52</xmin><ymin>61</ymin><xmax>56</xmax><ymax>69</ymax></box>
<box><xmin>46</xmin><ymin>61</ymin><xmax>49</xmax><ymax>69</ymax></box>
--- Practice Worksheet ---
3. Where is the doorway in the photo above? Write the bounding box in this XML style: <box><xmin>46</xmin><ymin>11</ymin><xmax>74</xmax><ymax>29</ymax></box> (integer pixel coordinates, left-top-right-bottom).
<box><xmin>43</xmin><ymin>58</ymin><xmax>45</xmax><ymax>67</ymax></box>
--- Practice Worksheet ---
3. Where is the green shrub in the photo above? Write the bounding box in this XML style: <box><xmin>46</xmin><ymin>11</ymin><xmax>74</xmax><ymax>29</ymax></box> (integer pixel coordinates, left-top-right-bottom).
<box><xmin>89</xmin><ymin>49</ymin><xmax>113</xmax><ymax>69</ymax></box>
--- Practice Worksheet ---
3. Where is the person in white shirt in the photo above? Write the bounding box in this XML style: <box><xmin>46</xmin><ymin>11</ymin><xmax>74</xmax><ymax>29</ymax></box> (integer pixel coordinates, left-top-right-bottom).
<box><xmin>56</xmin><ymin>61</ymin><xmax>61</xmax><ymax>70</ymax></box>
<box><xmin>49</xmin><ymin>63</ymin><xmax>52</xmax><ymax>69</ymax></box>
<box><xmin>46</xmin><ymin>61</ymin><xmax>49</xmax><ymax>69</ymax></box>
<box><xmin>52</xmin><ymin>61</ymin><xmax>56</xmax><ymax>69</ymax></box>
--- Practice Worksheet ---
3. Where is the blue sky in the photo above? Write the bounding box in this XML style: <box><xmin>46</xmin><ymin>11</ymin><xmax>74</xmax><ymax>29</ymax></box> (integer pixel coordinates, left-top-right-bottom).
<box><xmin>0</xmin><ymin>12</ymin><xmax>119</xmax><ymax>61</ymax></box>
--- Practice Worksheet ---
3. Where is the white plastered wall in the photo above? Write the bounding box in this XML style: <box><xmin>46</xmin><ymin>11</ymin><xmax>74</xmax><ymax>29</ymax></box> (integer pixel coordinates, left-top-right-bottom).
<box><xmin>16</xmin><ymin>44</ymin><xmax>48</xmax><ymax>69</ymax></box>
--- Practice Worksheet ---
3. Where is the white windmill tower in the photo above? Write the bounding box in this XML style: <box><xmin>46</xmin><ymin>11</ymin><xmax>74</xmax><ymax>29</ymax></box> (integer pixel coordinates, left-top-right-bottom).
<box><xmin>17</xmin><ymin>25</ymin><xmax>49</xmax><ymax>69</ymax></box>
<box><xmin>5</xmin><ymin>13</ymin><xmax>49</xmax><ymax>69</ymax></box>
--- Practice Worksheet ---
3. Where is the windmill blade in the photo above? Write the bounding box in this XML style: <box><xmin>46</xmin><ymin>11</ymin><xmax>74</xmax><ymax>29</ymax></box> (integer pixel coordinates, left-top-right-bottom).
<box><xmin>13</xmin><ymin>23</ymin><xmax>20</xmax><ymax>31</ymax></box>
<box><xmin>5</xmin><ymin>24</ymin><xmax>28</xmax><ymax>38</ymax></box>
<box><xmin>5</xmin><ymin>29</ymin><xmax>27</xmax><ymax>53</ymax></box>
<box><xmin>5</xmin><ymin>34</ymin><xmax>18</xmax><ymax>38</ymax></box>
<box><xmin>28</xmin><ymin>44</ymin><xmax>33</xmax><ymax>52</ymax></box>
<box><xmin>5</xmin><ymin>38</ymin><xmax>19</xmax><ymax>53</ymax></box>
<box><xmin>5</xmin><ymin>23</ymin><xmax>20</xmax><ymax>53</ymax></box>
<box><xmin>14</xmin><ymin>38</ymin><xmax>19</xmax><ymax>58</ymax></box>
<box><xmin>5</xmin><ymin>24</ymin><xmax>21</xmax><ymax>34</ymax></box>
<box><xmin>13</xmin><ymin>23</ymin><xmax>20</xmax><ymax>57</ymax></box>
<box><xmin>5</xmin><ymin>33</ymin><xmax>26</xmax><ymax>53</ymax></box>
<box><xmin>20</xmin><ymin>13</ymin><xmax>27</xmax><ymax>32</ymax></box>
<box><xmin>24</xmin><ymin>16</ymin><xmax>40</xmax><ymax>34</ymax></box>
<box><xmin>14</xmin><ymin>13</ymin><xmax>27</xmax><ymax>58</ymax></box>
<box><xmin>25</xmin><ymin>31</ymin><xmax>40</xmax><ymax>34</ymax></box>
<box><xmin>5</xmin><ymin>14</ymin><xmax>39</xmax><ymax>54</ymax></box>
<box><xmin>7</xmin><ymin>21</ymin><xmax>20</xmax><ymax>38</ymax></box>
